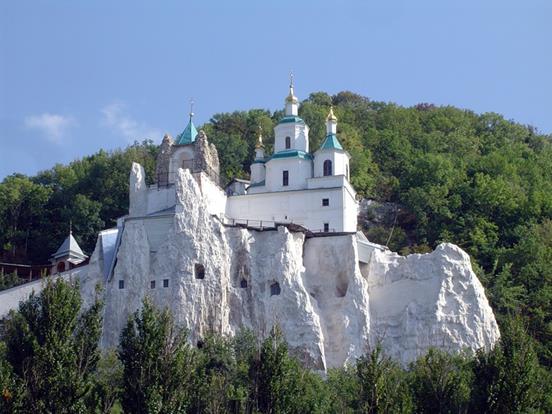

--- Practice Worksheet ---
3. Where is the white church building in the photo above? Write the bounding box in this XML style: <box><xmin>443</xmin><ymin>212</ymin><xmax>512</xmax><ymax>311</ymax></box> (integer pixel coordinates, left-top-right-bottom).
<box><xmin>226</xmin><ymin>82</ymin><xmax>358</xmax><ymax>233</ymax></box>
<box><xmin>123</xmin><ymin>80</ymin><xmax>359</xmax><ymax>240</ymax></box>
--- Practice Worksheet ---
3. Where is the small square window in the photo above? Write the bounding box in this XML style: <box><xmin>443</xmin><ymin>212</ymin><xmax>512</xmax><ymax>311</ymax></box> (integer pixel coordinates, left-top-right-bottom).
<box><xmin>150</xmin><ymin>280</ymin><xmax>156</xmax><ymax>289</ymax></box>
<box><xmin>322</xmin><ymin>198</ymin><xmax>329</xmax><ymax>206</ymax></box>
<box><xmin>163</xmin><ymin>279</ymin><xmax>169</xmax><ymax>288</ymax></box>
<box><xmin>270</xmin><ymin>282</ymin><xmax>281</xmax><ymax>296</ymax></box>
<box><xmin>118</xmin><ymin>280</ymin><xmax>124</xmax><ymax>289</ymax></box>
<box><xmin>323</xmin><ymin>223</ymin><xmax>329</xmax><ymax>232</ymax></box>
<box><xmin>195</xmin><ymin>264</ymin><xmax>205</xmax><ymax>279</ymax></box>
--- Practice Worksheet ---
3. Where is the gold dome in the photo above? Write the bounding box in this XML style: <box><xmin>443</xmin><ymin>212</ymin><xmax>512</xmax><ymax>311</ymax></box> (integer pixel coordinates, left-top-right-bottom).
<box><xmin>255</xmin><ymin>125</ymin><xmax>264</xmax><ymax>149</ymax></box>
<box><xmin>285</xmin><ymin>72</ymin><xmax>298</xmax><ymax>104</ymax></box>
<box><xmin>326</xmin><ymin>105</ymin><xmax>337</xmax><ymax>122</ymax></box>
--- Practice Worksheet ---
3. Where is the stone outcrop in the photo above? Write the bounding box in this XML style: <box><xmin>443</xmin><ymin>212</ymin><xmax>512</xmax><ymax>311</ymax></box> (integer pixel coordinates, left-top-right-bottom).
<box><xmin>155</xmin><ymin>130</ymin><xmax>220</xmax><ymax>187</ymax></box>
<box><xmin>82</xmin><ymin>168</ymin><xmax>500</xmax><ymax>369</ymax></box>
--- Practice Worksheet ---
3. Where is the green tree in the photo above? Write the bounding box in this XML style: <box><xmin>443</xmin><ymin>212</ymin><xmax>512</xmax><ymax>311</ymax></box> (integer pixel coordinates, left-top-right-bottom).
<box><xmin>3</xmin><ymin>278</ymin><xmax>103</xmax><ymax>413</ymax></box>
<box><xmin>88</xmin><ymin>349</ymin><xmax>123</xmax><ymax>414</ymax></box>
<box><xmin>355</xmin><ymin>346</ymin><xmax>412</xmax><ymax>414</ymax></box>
<box><xmin>470</xmin><ymin>317</ymin><xmax>541</xmax><ymax>413</ymax></box>
<box><xmin>0</xmin><ymin>174</ymin><xmax>52</xmax><ymax>261</ymax></box>
<box><xmin>409</xmin><ymin>348</ymin><xmax>472</xmax><ymax>414</ymax></box>
<box><xmin>119</xmin><ymin>298</ymin><xmax>196</xmax><ymax>414</ymax></box>
<box><xmin>256</xmin><ymin>326</ymin><xmax>304</xmax><ymax>414</ymax></box>
<box><xmin>0</xmin><ymin>341</ymin><xmax>23</xmax><ymax>413</ymax></box>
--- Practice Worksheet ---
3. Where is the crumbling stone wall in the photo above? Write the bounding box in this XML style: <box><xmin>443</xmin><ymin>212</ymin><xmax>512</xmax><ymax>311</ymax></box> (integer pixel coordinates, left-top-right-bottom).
<box><xmin>155</xmin><ymin>134</ymin><xmax>174</xmax><ymax>186</ymax></box>
<box><xmin>154</xmin><ymin>130</ymin><xmax>220</xmax><ymax>186</ymax></box>
<box><xmin>193</xmin><ymin>130</ymin><xmax>220</xmax><ymax>184</ymax></box>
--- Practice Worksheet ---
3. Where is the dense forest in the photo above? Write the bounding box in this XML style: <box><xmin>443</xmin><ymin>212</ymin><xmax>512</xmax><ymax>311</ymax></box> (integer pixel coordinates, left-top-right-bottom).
<box><xmin>1</xmin><ymin>278</ymin><xmax>550</xmax><ymax>413</ymax></box>
<box><xmin>0</xmin><ymin>91</ymin><xmax>551</xmax><ymax>370</ymax></box>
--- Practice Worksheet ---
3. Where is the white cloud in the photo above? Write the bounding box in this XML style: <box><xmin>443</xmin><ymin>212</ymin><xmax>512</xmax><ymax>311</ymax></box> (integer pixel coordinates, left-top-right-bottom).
<box><xmin>24</xmin><ymin>113</ymin><xmax>76</xmax><ymax>143</ymax></box>
<box><xmin>101</xmin><ymin>102</ymin><xmax>161</xmax><ymax>142</ymax></box>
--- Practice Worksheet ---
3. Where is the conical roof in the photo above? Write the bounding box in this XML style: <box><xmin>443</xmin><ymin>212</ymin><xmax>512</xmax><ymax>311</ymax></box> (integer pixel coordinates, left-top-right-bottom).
<box><xmin>176</xmin><ymin>118</ymin><xmax>198</xmax><ymax>145</ymax></box>
<box><xmin>319</xmin><ymin>133</ymin><xmax>343</xmax><ymax>150</ymax></box>
<box><xmin>51</xmin><ymin>233</ymin><xmax>87</xmax><ymax>260</ymax></box>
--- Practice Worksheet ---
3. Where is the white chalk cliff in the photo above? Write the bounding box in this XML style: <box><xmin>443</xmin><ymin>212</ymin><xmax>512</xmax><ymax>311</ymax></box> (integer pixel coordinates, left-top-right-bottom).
<box><xmin>81</xmin><ymin>167</ymin><xmax>500</xmax><ymax>369</ymax></box>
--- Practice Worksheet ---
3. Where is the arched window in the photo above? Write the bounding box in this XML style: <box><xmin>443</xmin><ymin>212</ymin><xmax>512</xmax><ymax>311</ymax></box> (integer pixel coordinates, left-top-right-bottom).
<box><xmin>285</xmin><ymin>136</ymin><xmax>291</xmax><ymax>149</ymax></box>
<box><xmin>323</xmin><ymin>160</ymin><xmax>333</xmax><ymax>176</ymax></box>
<box><xmin>57</xmin><ymin>261</ymin><xmax>65</xmax><ymax>273</ymax></box>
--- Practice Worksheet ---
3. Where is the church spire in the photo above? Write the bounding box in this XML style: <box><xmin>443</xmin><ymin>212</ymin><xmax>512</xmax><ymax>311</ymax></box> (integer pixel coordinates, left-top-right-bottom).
<box><xmin>255</xmin><ymin>125</ymin><xmax>265</xmax><ymax>161</ymax></box>
<box><xmin>326</xmin><ymin>105</ymin><xmax>337</xmax><ymax>135</ymax></box>
<box><xmin>285</xmin><ymin>72</ymin><xmax>299</xmax><ymax>116</ymax></box>
<box><xmin>189</xmin><ymin>98</ymin><xmax>194</xmax><ymax>122</ymax></box>
<box><xmin>176</xmin><ymin>98</ymin><xmax>198</xmax><ymax>145</ymax></box>
<box><xmin>256</xmin><ymin>125</ymin><xmax>264</xmax><ymax>149</ymax></box>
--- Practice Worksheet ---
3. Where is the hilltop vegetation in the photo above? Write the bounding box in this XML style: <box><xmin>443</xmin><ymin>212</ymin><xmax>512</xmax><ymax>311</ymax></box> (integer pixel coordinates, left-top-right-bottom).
<box><xmin>0</xmin><ymin>91</ymin><xmax>551</xmax><ymax>367</ymax></box>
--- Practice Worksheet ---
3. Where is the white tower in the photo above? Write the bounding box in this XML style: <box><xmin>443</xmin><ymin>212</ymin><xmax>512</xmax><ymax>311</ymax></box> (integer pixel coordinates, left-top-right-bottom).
<box><xmin>273</xmin><ymin>74</ymin><xmax>310</xmax><ymax>153</ymax></box>
<box><xmin>314</xmin><ymin>106</ymin><xmax>350</xmax><ymax>179</ymax></box>
<box><xmin>250</xmin><ymin>126</ymin><xmax>266</xmax><ymax>184</ymax></box>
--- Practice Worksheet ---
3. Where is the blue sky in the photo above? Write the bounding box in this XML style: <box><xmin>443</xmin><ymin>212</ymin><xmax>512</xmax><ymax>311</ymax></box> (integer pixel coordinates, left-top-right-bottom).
<box><xmin>1</xmin><ymin>0</ymin><xmax>551</xmax><ymax>179</ymax></box>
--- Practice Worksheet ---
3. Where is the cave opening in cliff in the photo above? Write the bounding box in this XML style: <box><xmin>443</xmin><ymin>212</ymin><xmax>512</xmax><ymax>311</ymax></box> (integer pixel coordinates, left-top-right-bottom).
<box><xmin>335</xmin><ymin>272</ymin><xmax>348</xmax><ymax>297</ymax></box>
<box><xmin>270</xmin><ymin>281</ymin><xmax>281</xmax><ymax>296</ymax></box>
<box><xmin>240</xmin><ymin>278</ymin><xmax>248</xmax><ymax>288</ymax></box>
<box><xmin>195</xmin><ymin>263</ymin><xmax>205</xmax><ymax>279</ymax></box>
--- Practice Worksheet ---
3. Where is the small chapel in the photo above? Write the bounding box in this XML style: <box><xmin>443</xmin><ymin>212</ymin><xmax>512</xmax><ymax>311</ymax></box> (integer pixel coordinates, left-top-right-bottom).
<box><xmin>127</xmin><ymin>78</ymin><xmax>358</xmax><ymax>235</ymax></box>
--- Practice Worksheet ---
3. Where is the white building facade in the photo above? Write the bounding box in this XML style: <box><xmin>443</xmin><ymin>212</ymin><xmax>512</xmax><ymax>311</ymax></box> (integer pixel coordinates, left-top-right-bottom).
<box><xmin>128</xmin><ymin>82</ymin><xmax>358</xmax><ymax>234</ymax></box>
<box><xmin>228</xmin><ymin>83</ymin><xmax>358</xmax><ymax>233</ymax></box>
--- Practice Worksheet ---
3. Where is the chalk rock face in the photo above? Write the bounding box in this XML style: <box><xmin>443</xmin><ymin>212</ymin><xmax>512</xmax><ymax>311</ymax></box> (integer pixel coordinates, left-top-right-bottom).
<box><xmin>85</xmin><ymin>168</ymin><xmax>499</xmax><ymax>368</ymax></box>
<box><xmin>129</xmin><ymin>162</ymin><xmax>147</xmax><ymax>216</ymax></box>
<box><xmin>364</xmin><ymin>244</ymin><xmax>500</xmax><ymax>363</ymax></box>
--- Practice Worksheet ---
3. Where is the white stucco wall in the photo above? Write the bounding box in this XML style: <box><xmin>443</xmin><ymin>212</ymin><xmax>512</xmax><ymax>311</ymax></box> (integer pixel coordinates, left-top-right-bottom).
<box><xmin>0</xmin><ymin>268</ymin><xmax>87</xmax><ymax>319</ymax></box>
<box><xmin>274</xmin><ymin>123</ymin><xmax>310</xmax><ymax>153</ymax></box>
<box><xmin>250</xmin><ymin>162</ymin><xmax>265</xmax><ymax>184</ymax></box>
<box><xmin>168</xmin><ymin>146</ymin><xmax>195</xmax><ymax>183</ymax></box>
<box><xmin>146</xmin><ymin>186</ymin><xmax>176</xmax><ymax>215</ymax></box>
<box><xmin>265</xmin><ymin>157</ymin><xmax>313</xmax><ymax>192</ymax></box>
<box><xmin>314</xmin><ymin>149</ymin><xmax>349</xmax><ymax>178</ymax></box>
<box><xmin>227</xmin><ymin>186</ymin><xmax>356</xmax><ymax>232</ymax></box>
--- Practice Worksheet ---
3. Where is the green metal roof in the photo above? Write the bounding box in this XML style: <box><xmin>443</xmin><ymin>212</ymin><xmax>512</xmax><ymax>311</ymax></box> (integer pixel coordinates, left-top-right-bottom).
<box><xmin>176</xmin><ymin>118</ymin><xmax>198</xmax><ymax>145</ymax></box>
<box><xmin>278</xmin><ymin>116</ymin><xmax>305</xmax><ymax>125</ymax></box>
<box><xmin>270</xmin><ymin>150</ymin><xmax>313</xmax><ymax>161</ymax></box>
<box><xmin>319</xmin><ymin>134</ymin><xmax>343</xmax><ymax>150</ymax></box>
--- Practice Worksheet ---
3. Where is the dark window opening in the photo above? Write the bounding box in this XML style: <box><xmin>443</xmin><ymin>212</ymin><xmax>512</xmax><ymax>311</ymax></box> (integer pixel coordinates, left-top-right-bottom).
<box><xmin>118</xmin><ymin>280</ymin><xmax>125</xmax><ymax>289</ymax></box>
<box><xmin>323</xmin><ymin>160</ymin><xmax>333</xmax><ymax>176</ymax></box>
<box><xmin>322</xmin><ymin>198</ymin><xmax>329</xmax><ymax>206</ymax></box>
<box><xmin>285</xmin><ymin>136</ymin><xmax>291</xmax><ymax>149</ymax></box>
<box><xmin>197</xmin><ymin>340</ymin><xmax>204</xmax><ymax>349</ymax></box>
<box><xmin>282</xmin><ymin>170</ymin><xmax>289</xmax><ymax>186</ymax></box>
<box><xmin>150</xmin><ymin>280</ymin><xmax>156</xmax><ymax>289</ymax></box>
<box><xmin>270</xmin><ymin>282</ymin><xmax>281</xmax><ymax>296</ymax></box>
<box><xmin>195</xmin><ymin>263</ymin><xmax>205</xmax><ymax>279</ymax></box>
<box><xmin>240</xmin><ymin>278</ymin><xmax>248</xmax><ymax>288</ymax></box>
<box><xmin>163</xmin><ymin>279</ymin><xmax>169</xmax><ymax>288</ymax></box>
<box><xmin>57</xmin><ymin>261</ymin><xmax>65</xmax><ymax>273</ymax></box>
<box><xmin>324</xmin><ymin>223</ymin><xmax>329</xmax><ymax>232</ymax></box>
